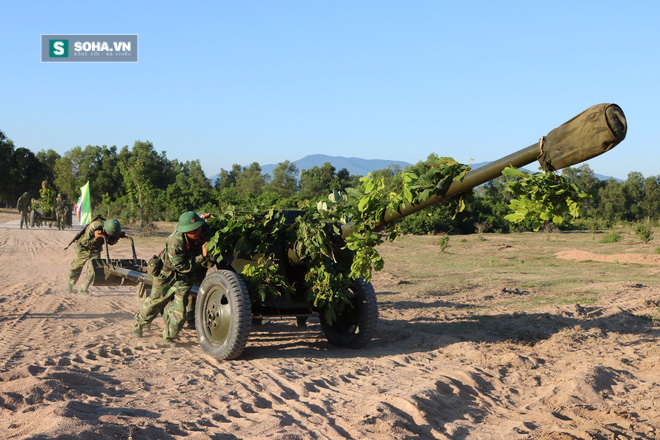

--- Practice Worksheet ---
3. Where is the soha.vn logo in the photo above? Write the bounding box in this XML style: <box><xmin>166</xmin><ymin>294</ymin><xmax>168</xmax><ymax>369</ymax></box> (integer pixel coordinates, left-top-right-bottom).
<box><xmin>73</xmin><ymin>41</ymin><xmax>132</xmax><ymax>52</ymax></box>
<box><xmin>49</xmin><ymin>40</ymin><xmax>68</xmax><ymax>57</ymax></box>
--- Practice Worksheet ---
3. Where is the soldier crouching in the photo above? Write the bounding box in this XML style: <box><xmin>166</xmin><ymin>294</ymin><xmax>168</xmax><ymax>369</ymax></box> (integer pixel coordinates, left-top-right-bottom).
<box><xmin>132</xmin><ymin>211</ymin><xmax>214</xmax><ymax>347</ymax></box>
<box><xmin>67</xmin><ymin>218</ymin><xmax>123</xmax><ymax>295</ymax></box>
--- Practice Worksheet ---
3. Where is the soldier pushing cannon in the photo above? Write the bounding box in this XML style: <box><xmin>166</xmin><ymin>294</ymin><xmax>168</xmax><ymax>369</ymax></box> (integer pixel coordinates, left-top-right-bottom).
<box><xmin>86</xmin><ymin>103</ymin><xmax>627</xmax><ymax>360</ymax></box>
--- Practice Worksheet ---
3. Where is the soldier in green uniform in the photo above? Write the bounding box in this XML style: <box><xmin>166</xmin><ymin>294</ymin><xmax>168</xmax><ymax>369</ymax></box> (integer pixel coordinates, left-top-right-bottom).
<box><xmin>55</xmin><ymin>194</ymin><xmax>67</xmax><ymax>230</ymax></box>
<box><xmin>132</xmin><ymin>211</ymin><xmax>214</xmax><ymax>347</ymax></box>
<box><xmin>67</xmin><ymin>218</ymin><xmax>123</xmax><ymax>295</ymax></box>
<box><xmin>16</xmin><ymin>192</ymin><xmax>31</xmax><ymax>229</ymax></box>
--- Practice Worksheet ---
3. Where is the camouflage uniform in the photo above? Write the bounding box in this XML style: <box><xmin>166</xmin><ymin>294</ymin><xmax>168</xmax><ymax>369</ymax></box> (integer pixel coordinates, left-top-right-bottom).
<box><xmin>55</xmin><ymin>196</ymin><xmax>67</xmax><ymax>230</ymax></box>
<box><xmin>67</xmin><ymin>219</ymin><xmax>120</xmax><ymax>294</ymax></box>
<box><xmin>16</xmin><ymin>194</ymin><xmax>31</xmax><ymax>229</ymax></box>
<box><xmin>133</xmin><ymin>222</ymin><xmax>213</xmax><ymax>344</ymax></box>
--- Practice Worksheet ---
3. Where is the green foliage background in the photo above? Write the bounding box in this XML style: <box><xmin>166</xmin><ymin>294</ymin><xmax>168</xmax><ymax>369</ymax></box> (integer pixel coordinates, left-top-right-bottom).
<box><xmin>2</xmin><ymin>128</ymin><xmax>659</xmax><ymax>234</ymax></box>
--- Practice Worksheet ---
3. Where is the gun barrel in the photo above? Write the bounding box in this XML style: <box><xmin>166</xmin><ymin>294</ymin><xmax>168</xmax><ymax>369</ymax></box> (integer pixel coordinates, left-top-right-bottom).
<box><xmin>340</xmin><ymin>103</ymin><xmax>627</xmax><ymax>238</ymax></box>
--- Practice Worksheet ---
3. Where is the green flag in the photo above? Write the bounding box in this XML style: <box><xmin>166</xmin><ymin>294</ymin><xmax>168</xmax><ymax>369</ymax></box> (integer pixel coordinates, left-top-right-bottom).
<box><xmin>78</xmin><ymin>181</ymin><xmax>92</xmax><ymax>224</ymax></box>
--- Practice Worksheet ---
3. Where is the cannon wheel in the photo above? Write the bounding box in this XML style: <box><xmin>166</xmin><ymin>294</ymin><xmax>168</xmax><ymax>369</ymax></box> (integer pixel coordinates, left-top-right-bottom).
<box><xmin>30</xmin><ymin>210</ymin><xmax>36</xmax><ymax>228</ymax></box>
<box><xmin>320</xmin><ymin>279</ymin><xmax>378</xmax><ymax>348</ymax></box>
<box><xmin>195</xmin><ymin>270</ymin><xmax>252</xmax><ymax>361</ymax></box>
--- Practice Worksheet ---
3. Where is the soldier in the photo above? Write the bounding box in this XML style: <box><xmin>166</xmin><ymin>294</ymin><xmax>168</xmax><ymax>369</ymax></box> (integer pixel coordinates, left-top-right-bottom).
<box><xmin>67</xmin><ymin>218</ymin><xmax>123</xmax><ymax>295</ymax></box>
<box><xmin>16</xmin><ymin>192</ymin><xmax>31</xmax><ymax>229</ymax></box>
<box><xmin>55</xmin><ymin>194</ymin><xmax>67</xmax><ymax>230</ymax></box>
<box><xmin>132</xmin><ymin>211</ymin><xmax>214</xmax><ymax>347</ymax></box>
<box><xmin>65</xmin><ymin>201</ymin><xmax>73</xmax><ymax>228</ymax></box>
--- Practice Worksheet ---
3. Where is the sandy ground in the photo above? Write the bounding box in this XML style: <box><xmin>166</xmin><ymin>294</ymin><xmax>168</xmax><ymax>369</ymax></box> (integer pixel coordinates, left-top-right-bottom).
<box><xmin>1</xmin><ymin>218</ymin><xmax>659</xmax><ymax>440</ymax></box>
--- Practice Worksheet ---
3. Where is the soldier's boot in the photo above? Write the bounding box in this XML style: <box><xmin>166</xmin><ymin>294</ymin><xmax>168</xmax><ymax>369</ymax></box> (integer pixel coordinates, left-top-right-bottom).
<box><xmin>78</xmin><ymin>279</ymin><xmax>91</xmax><ymax>295</ymax></box>
<box><xmin>161</xmin><ymin>324</ymin><xmax>178</xmax><ymax>347</ymax></box>
<box><xmin>161</xmin><ymin>338</ymin><xmax>176</xmax><ymax>348</ymax></box>
<box><xmin>185</xmin><ymin>311</ymin><xmax>196</xmax><ymax>329</ymax></box>
<box><xmin>132</xmin><ymin>322</ymin><xmax>144</xmax><ymax>338</ymax></box>
<box><xmin>65</xmin><ymin>281</ymin><xmax>75</xmax><ymax>294</ymax></box>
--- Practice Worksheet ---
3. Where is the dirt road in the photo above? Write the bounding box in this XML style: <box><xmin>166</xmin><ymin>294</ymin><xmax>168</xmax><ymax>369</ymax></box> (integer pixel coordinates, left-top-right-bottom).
<box><xmin>1</xmin><ymin>221</ymin><xmax>658</xmax><ymax>439</ymax></box>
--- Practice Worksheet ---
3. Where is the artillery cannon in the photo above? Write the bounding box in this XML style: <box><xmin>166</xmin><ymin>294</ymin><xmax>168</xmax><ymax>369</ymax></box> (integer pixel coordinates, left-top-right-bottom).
<box><xmin>30</xmin><ymin>208</ymin><xmax>72</xmax><ymax>229</ymax></box>
<box><xmin>91</xmin><ymin>103</ymin><xmax>626</xmax><ymax>361</ymax></box>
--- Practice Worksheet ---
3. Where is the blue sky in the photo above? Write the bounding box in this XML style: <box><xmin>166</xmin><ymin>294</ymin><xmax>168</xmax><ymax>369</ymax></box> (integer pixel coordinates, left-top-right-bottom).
<box><xmin>1</xmin><ymin>1</ymin><xmax>658</xmax><ymax>180</ymax></box>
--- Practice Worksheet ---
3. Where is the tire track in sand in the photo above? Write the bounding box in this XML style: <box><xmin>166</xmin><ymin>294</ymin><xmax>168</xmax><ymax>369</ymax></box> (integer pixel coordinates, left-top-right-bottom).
<box><xmin>0</xmin><ymin>293</ymin><xmax>64</xmax><ymax>372</ymax></box>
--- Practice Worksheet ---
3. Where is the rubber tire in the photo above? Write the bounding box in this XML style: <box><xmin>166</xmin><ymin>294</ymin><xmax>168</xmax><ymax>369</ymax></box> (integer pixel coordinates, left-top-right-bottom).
<box><xmin>195</xmin><ymin>270</ymin><xmax>252</xmax><ymax>361</ymax></box>
<box><xmin>30</xmin><ymin>210</ymin><xmax>36</xmax><ymax>228</ymax></box>
<box><xmin>320</xmin><ymin>279</ymin><xmax>378</xmax><ymax>348</ymax></box>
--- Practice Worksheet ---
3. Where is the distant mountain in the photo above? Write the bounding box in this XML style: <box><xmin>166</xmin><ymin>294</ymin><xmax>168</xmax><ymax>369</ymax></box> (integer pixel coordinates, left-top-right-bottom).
<box><xmin>208</xmin><ymin>155</ymin><xmax>413</xmax><ymax>184</ymax></box>
<box><xmin>262</xmin><ymin>154</ymin><xmax>412</xmax><ymax>178</ymax></box>
<box><xmin>209</xmin><ymin>156</ymin><xmax>621</xmax><ymax>184</ymax></box>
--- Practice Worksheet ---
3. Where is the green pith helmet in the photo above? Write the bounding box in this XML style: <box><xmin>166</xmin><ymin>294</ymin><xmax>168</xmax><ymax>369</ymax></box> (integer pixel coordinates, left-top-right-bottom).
<box><xmin>23</xmin><ymin>192</ymin><xmax>29</xmax><ymax>197</ymax></box>
<box><xmin>103</xmin><ymin>219</ymin><xmax>122</xmax><ymax>237</ymax></box>
<box><xmin>57</xmin><ymin>193</ymin><xmax>62</xmax><ymax>198</ymax></box>
<box><xmin>178</xmin><ymin>211</ymin><xmax>204</xmax><ymax>233</ymax></box>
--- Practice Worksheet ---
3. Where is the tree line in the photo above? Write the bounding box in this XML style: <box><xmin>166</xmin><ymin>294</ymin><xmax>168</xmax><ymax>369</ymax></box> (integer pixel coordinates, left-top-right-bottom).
<box><xmin>1</xmin><ymin>129</ymin><xmax>658</xmax><ymax>233</ymax></box>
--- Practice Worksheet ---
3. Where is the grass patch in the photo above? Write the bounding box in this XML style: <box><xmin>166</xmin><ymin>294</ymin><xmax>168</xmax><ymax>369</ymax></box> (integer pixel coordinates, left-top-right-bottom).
<box><xmin>374</xmin><ymin>229</ymin><xmax>660</xmax><ymax>314</ymax></box>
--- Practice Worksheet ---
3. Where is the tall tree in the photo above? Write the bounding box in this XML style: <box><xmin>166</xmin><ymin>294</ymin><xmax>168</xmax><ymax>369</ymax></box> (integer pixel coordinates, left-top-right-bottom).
<box><xmin>622</xmin><ymin>171</ymin><xmax>645</xmax><ymax>222</ymax></box>
<box><xmin>119</xmin><ymin>156</ymin><xmax>154</xmax><ymax>228</ymax></box>
<box><xmin>643</xmin><ymin>175</ymin><xmax>660</xmax><ymax>223</ymax></box>
<box><xmin>0</xmin><ymin>130</ymin><xmax>16</xmax><ymax>206</ymax></box>
<box><xmin>163</xmin><ymin>159</ymin><xmax>214</xmax><ymax>216</ymax></box>
<box><xmin>561</xmin><ymin>164</ymin><xmax>600</xmax><ymax>217</ymax></box>
<box><xmin>10</xmin><ymin>147</ymin><xmax>49</xmax><ymax>201</ymax></box>
<box><xmin>214</xmin><ymin>164</ymin><xmax>240</xmax><ymax>190</ymax></box>
<box><xmin>299</xmin><ymin>162</ymin><xmax>336</xmax><ymax>199</ymax></box>
<box><xmin>118</xmin><ymin>141</ymin><xmax>175</xmax><ymax>190</ymax></box>
<box><xmin>595</xmin><ymin>178</ymin><xmax>625</xmax><ymax>225</ymax></box>
<box><xmin>235</xmin><ymin>162</ymin><xmax>265</xmax><ymax>198</ymax></box>
<box><xmin>53</xmin><ymin>145</ymin><xmax>122</xmax><ymax>204</ymax></box>
<box><xmin>266</xmin><ymin>160</ymin><xmax>299</xmax><ymax>197</ymax></box>
<box><xmin>35</xmin><ymin>149</ymin><xmax>60</xmax><ymax>188</ymax></box>
<box><xmin>330</xmin><ymin>167</ymin><xmax>355</xmax><ymax>192</ymax></box>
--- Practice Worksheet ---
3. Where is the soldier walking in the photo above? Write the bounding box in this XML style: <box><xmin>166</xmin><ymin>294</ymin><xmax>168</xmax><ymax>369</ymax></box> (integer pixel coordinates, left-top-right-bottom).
<box><xmin>16</xmin><ymin>192</ymin><xmax>31</xmax><ymax>229</ymax></box>
<box><xmin>67</xmin><ymin>218</ymin><xmax>123</xmax><ymax>295</ymax></box>
<box><xmin>132</xmin><ymin>211</ymin><xmax>213</xmax><ymax>347</ymax></box>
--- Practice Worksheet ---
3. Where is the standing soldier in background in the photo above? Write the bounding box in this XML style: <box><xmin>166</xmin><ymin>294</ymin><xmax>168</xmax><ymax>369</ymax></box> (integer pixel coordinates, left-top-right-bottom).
<box><xmin>67</xmin><ymin>218</ymin><xmax>124</xmax><ymax>295</ymax></box>
<box><xmin>55</xmin><ymin>194</ymin><xmax>67</xmax><ymax>230</ymax></box>
<box><xmin>16</xmin><ymin>192</ymin><xmax>31</xmax><ymax>229</ymax></box>
<box><xmin>66</xmin><ymin>200</ymin><xmax>73</xmax><ymax>228</ymax></box>
<box><xmin>132</xmin><ymin>211</ymin><xmax>214</xmax><ymax>347</ymax></box>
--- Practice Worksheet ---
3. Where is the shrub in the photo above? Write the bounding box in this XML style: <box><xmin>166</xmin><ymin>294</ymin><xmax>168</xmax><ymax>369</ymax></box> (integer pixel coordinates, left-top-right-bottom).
<box><xmin>635</xmin><ymin>224</ymin><xmax>654</xmax><ymax>244</ymax></box>
<box><xmin>599</xmin><ymin>231</ymin><xmax>622</xmax><ymax>243</ymax></box>
<box><xmin>438</xmin><ymin>234</ymin><xmax>450</xmax><ymax>252</ymax></box>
